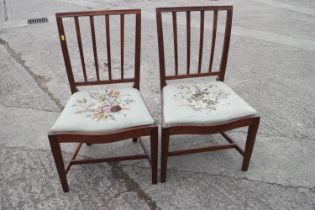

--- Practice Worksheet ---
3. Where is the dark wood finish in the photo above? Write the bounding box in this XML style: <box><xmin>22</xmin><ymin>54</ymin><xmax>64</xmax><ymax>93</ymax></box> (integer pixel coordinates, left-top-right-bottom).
<box><xmin>89</xmin><ymin>16</ymin><xmax>100</xmax><ymax>81</ymax></box>
<box><xmin>156</xmin><ymin>6</ymin><xmax>233</xmax><ymax>88</ymax></box>
<box><xmin>166</xmin><ymin>117</ymin><xmax>254</xmax><ymax>135</ymax></box>
<box><xmin>55</xmin><ymin>9</ymin><xmax>142</xmax><ymax>92</ymax></box>
<box><xmin>53</xmin><ymin>125</ymin><xmax>154</xmax><ymax>143</ymax></box>
<box><xmin>49</xmin><ymin>124</ymin><xmax>158</xmax><ymax>190</ymax></box>
<box><xmin>168</xmin><ymin>144</ymin><xmax>236</xmax><ymax>157</ymax></box>
<box><xmin>160</xmin><ymin>128</ymin><xmax>170</xmax><ymax>183</ymax></box>
<box><xmin>166</xmin><ymin>71</ymin><xmax>219</xmax><ymax>80</ymax></box>
<box><xmin>74</xmin><ymin>17</ymin><xmax>87</xmax><ymax>82</ymax></box>
<box><xmin>242</xmin><ymin>117</ymin><xmax>260</xmax><ymax>170</ymax></box>
<box><xmin>49</xmin><ymin>135</ymin><xmax>69</xmax><ymax>192</ymax></box>
<box><xmin>71</xmin><ymin>154</ymin><xmax>148</xmax><ymax>165</ymax></box>
<box><xmin>105</xmin><ymin>15</ymin><xmax>112</xmax><ymax>80</ymax></box>
<box><xmin>56</xmin><ymin>17</ymin><xmax>77</xmax><ymax>93</ymax></box>
<box><xmin>134</xmin><ymin>13</ymin><xmax>141</xmax><ymax>89</ymax></box>
<box><xmin>56</xmin><ymin>9</ymin><xmax>141</xmax><ymax>17</ymax></box>
<box><xmin>52</xmin><ymin>9</ymin><xmax>157</xmax><ymax>192</ymax></box>
<box><xmin>156</xmin><ymin>6</ymin><xmax>260</xmax><ymax>183</ymax></box>
<box><xmin>65</xmin><ymin>143</ymin><xmax>82</xmax><ymax>174</ymax></box>
<box><xmin>172</xmin><ymin>12</ymin><xmax>178</xmax><ymax>76</ymax></box>
<box><xmin>156</xmin><ymin>10</ymin><xmax>166</xmax><ymax>89</ymax></box>
<box><xmin>150</xmin><ymin>127</ymin><xmax>158</xmax><ymax>184</ymax></box>
<box><xmin>120</xmin><ymin>14</ymin><xmax>125</xmax><ymax>79</ymax></box>
<box><xmin>221</xmin><ymin>132</ymin><xmax>244</xmax><ymax>156</ymax></box>
<box><xmin>139</xmin><ymin>137</ymin><xmax>151</xmax><ymax>162</ymax></box>
<box><xmin>156</xmin><ymin>6</ymin><xmax>232</xmax><ymax>13</ymax></box>
<box><xmin>186</xmin><ymin>11</ymin><xmax>191</xmax><ymax>74</ymax></box>
<box><xmin>209</xmin><ymin>10</ymin><xmax>218</xmax><ymax>72</ymax></box>
<box><xmin>218</xmin><ymin>9</ymin><xmax>233</xmax><ymax>81</ymax></box>
<box><xmin>75</xmin><ymin>78</ymin><xmax>134</xmax><ymax>86</ymax></box>
<box><xmin>198</xmin><ymin>10</ymin><xmax>204</xmax><ymax>73</ymax></box>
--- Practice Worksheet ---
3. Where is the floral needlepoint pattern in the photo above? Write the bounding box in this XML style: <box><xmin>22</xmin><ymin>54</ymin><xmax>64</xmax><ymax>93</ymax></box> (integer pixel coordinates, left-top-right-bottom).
<box><xmin>174</xmin><ymin>83</ymin><xmax>229</xmax><ymax>112</ymax></box>
<box><xmin>72</xmin><ymin>90</ymin><xmax>135</xmax><ymax>121</ymax></box>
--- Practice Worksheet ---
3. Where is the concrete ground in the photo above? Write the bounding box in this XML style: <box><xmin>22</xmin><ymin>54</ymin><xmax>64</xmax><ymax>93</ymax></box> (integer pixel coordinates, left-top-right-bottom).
<box><xmin>0</xmin><ymin>0</ymin><xmax>315</xmax><ymax>209</ymax></box>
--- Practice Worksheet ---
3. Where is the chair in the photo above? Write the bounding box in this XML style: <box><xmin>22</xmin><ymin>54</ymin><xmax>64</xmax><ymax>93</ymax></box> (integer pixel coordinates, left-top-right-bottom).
<box><xmin>49</xmin><ymin>9</ymin><xmax>158</xmax><ymax>192</ymax></box>
<box><xmin>156</xmin><ymin>6</ymin><xmax>260</xmax><ymax>182</ymax></box>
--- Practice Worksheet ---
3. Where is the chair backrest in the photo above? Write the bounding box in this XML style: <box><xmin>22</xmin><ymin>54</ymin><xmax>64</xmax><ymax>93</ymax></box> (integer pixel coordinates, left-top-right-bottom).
<box><xmin>156</xmin><ymin>6</ymin><xmax>233</xmax><ymax>89</ymax></box>
<box><xmin>56</xmin><ymin>9</ymin><xmax>141</xmax><ymax>94</ymax></box>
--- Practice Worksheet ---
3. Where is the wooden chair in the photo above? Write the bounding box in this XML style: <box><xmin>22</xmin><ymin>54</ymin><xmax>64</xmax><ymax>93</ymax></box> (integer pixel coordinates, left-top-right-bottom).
<box><xmin>49</xmin><ymin>9</ymin><xmax>158</xmax><ymax>192</ymax></box>
<box><xmin>156</xmin><ymin>6</ymin><xmax>260</xmax><ymax>182</ymax></box>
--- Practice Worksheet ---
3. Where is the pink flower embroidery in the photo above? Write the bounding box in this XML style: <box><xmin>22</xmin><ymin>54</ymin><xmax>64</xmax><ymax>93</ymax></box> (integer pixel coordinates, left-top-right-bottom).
<box><xmin>74</xmin><ymin>90</ymin><xmax>135</xmax><ymax>121</ymax></box>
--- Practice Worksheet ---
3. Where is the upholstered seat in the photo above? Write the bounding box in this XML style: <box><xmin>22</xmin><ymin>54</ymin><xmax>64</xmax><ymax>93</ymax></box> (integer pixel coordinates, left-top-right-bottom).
<box><xmin>51</xmin><ymin>88</ymin><xmax>154</xmax><ymax>133</ymax></box>
<box><xmin>163</xmin><ymin>81</ymin><xmax>257</xmax><ymax>126</ymax></box>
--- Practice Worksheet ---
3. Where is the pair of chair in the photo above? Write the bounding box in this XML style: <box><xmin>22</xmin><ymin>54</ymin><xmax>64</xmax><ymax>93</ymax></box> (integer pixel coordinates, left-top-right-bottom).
<box><xmin>49</xmin><ymin>6</ymin><xmax>260</xmax><ymax>192</ymax></box>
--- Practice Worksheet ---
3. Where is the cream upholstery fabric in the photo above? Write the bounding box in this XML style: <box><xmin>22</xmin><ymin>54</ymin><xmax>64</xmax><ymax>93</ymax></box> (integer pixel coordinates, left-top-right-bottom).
<box><xmin>50</xmin><ymin>88</ymin><xmax>154</xmax><ymax>133</ymax></box>
<box><xmin>163</xmin><ymin>81</ymin><xmax>257</xmax><ymax>126</ymax></box>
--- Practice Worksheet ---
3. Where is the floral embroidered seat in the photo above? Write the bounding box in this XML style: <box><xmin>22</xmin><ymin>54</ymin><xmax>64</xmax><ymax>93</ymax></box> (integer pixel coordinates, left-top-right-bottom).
<box><xmin>157</xmin><ymin>6</ymin><xmax>260</xmax><ymax>183</ymax></box>
<box><xmin>51</xmin><ymin>88</ymin><xmax>154</xmax><ymax>133</ymax></box>
<box><xmin>163</xmin><ymin>81</ymin><xmax>257</xmax><ymax>126</ymax></box>
<box><xmin>50</xmin><ymin>9</ymin><xmax>159</xmax><ymax>192</ymax></box>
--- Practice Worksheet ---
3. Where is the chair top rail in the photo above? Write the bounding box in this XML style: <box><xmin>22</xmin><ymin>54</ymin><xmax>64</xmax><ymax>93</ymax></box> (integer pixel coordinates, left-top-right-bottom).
<box><xmin>156</xmin><ymin>5</ymin><xmax>232</xmax><ymax>13</ymax></box>
<box><xmin>56</xmin><ymin>9</ymin><xmax>140</xmax><ymax>18</ymax></box>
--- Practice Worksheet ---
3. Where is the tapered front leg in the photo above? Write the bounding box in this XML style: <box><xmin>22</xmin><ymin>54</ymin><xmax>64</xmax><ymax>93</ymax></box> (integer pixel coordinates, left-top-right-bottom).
<box><xmin>160</xmin><ymin>128</ymin><xmax>170</xmax><ymax>183</ymax></box>
<box><xmin>132</xmin><ymin>137</ymin><xmax>138</xmax><ymax>143</ymax></box>
<box><xmin>242</xmin><ymin>117</ymin><xmax>260</xmax><ymax>171</ymax></box>
<box><xmin>49</xmin><ymin>135</ymin><xmax>69</xmax><ymax>192</ymax></box>
<box><xmin>150</xmin><ymin>127</ymin><xmax>158</xmax><ymax>184</ymax></box>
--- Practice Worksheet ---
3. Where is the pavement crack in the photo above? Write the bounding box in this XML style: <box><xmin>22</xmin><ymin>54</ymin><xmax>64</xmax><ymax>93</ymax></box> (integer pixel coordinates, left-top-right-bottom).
<box><xmin>167</xmin><ymin>167</ymin><xmax>314</xmax><ymax>192</ymax></box>
<box><xmin>0</xmin><ymin>37</ymin><xmax>64</xmax><ymax>111</ymax></box>
<box><xmin>0</xmin><ymin>143</ymin><xmax>160</xmax><ymax>209</ymax></box>
<box><xmin>2</xmin><ymin>143</ymin><xmax>314</xmax><ymax>203</ymax></box>
<box><xmin>230</xmin><ymin>130</ymin><xmax>315</xmax><ymax>142</ymax></box>
<box><xmin>109</xmin><ymin>162</ymin><xmax>162</xmax><ymax>210</ymax></box>
<box><xmin>0</xmin><ymin>103</ymin><xmax>59</xmax><ymax>113</ymax></box>
<box><xmin>106</xmin><ymin>189</ymin><xmax>129</xmax><ymax>203</ymax></box>
<box><xmin>122</xmin><ymin>164</ymin><xmax>315</xmax><ymax>192</ymax></box>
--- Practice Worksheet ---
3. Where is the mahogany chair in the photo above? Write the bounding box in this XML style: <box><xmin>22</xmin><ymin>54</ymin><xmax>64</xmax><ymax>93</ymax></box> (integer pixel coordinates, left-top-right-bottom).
<box><xmin>49</xmin><ymin>9</ymin><xmax>158</xmax><ymax>192</ymax></box>
<box><xmin>156</xmin><ymin>6</ymin><xmax>260</xmax><ymax>182</ymax></box>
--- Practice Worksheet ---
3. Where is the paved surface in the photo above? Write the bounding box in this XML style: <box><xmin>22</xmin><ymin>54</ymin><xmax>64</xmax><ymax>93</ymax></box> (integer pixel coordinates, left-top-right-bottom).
<box><xmin>0</xmin><ymin>0</ymin><xmax>315</xmax><ymax>209</ymax></box>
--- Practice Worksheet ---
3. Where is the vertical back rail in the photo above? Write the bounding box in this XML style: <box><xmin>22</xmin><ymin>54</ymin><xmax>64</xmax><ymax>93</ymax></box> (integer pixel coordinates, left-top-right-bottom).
<box><xmin>89</xmin><ymin>16</ymin><xmax>100</xmax><ymax>81</ymax></box>
<box><xmin>197</xmin><ymin>10</ymin><xmax>204</xmax><ymax>73</ymax></box>
<box><xmin>134</xmin><ymin>13</ymin><xmax>141</xmax><ymax>89</ymax></box>
<box><xmin>56</xmin><ymin>9</ymin><xmax>142</xmax><ymax>91</ymax></box>
<box><xmin>186</xmin><ymin>11</ymin><xmax>191</xmax><ymax>74</ymax></box>
<box><xmin>209</xmin><ymin>10</ymin><xmax>218</xmax><ymax>73</ymax></box>
<box><xmin>120</xmin><ymin>14</ymin><xmax>125</xmax><ymax>79</ymax></box>
<box><xmin>172</xmin><ymin>12</ymin><xmax>178</xmax><ymax>76</ymax></box>
<box><xmin>218</xmin><ymin>9</ymin><xmax>232</xmax><ymax>81</ymax></box>
<box><xmin>156</xmin><ymin>11</ymin><xmax>166</xmax><ymax>89</ymax></box>
<box><xmin>156</xmin><ymin>6</ymin><xmax>233</xmax><ymax>86</ymax></box>
<box><xmin>105</xmin><ymin>15</ymin><xmax>112</xmax><ymax>80</ymax></box>
<box><xmin>74</xmin><ymin>17</ymin><xmax>88</xmax><ymax>82</ymax></box>
<box><xmin>56</xmin><ymin>17</ymin><xmax>77</xmax><ymax>93</ymax></box>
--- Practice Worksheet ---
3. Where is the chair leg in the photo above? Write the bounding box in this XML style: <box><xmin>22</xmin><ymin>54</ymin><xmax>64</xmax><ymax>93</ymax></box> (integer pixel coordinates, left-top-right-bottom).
<box><xmin>150</xmin><ymin>127</ymin><xmax>158</xmax><ymax>184</ymax></box>
<box><xmin>48</xmin><ymin>135</ymin><xmax>69</xmax><ymax>192</ymax></box>
<box><xmin>86</xmin><ymin>143</ymin><xmax>92</xmax><ymax>146</ymax></box>
<box><xmin>132</xmin><ymin>137</ymin><xmax>138</xmax><ymax>143</ymax></box>
<box><xmin>161</xmin><ymin>128</ymin><xmax>170</xmax><ymax>183</ymax></box>
<box><xmin>242</xmin><ymin>117</ymin><xmax>260</xmax><ymax>171</ymax></box>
